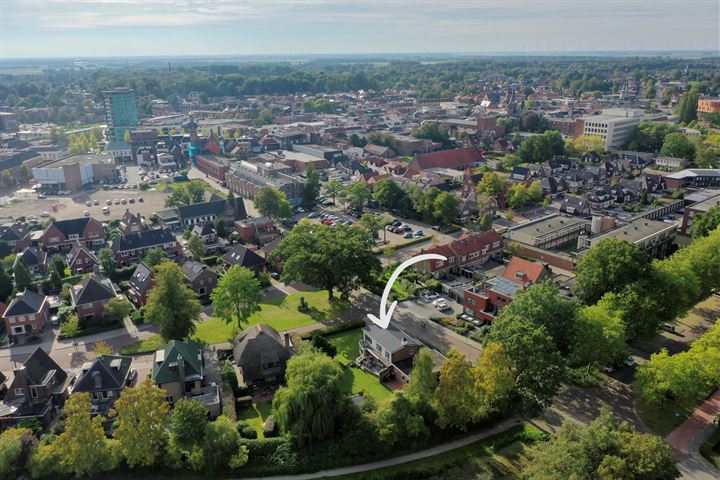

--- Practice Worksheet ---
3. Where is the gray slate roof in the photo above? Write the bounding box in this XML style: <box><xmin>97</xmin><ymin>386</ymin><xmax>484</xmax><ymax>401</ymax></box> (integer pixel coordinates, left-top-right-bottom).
<box><xmin>128</xmin><ymin>262</ymin><xmax>154</xmax><ymax>294</ymax></box>
<box><xmin>73</xmin><ymin>355</ymin><xmax>133</xmax><ymax>393</ymax></box>
<box><xmin>5</xmin><ymin>290</ymin><xmax>47</xmax><ymax>317</ymax></box>
<box><xmin>222</xmin><ymin>244</ymin><xmax>265</xmax><ymax>269</ymax></box>
<box><xmin>362</xmin><ymin>323</ymin><xmax>420</xmax><ymax>353</ymax></box>
<box><xmin>70</xmin><ymin>274</ymin><xmax>116</xmax><ymax>305</ymax></box>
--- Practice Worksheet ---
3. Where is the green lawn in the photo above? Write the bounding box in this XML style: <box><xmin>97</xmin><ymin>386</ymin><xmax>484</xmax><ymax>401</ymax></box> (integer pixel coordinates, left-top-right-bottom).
<box><xmin>333</xmin><ymin>424</ymin><xmax>540</xmax><ymax>480</ymax></box>
<box><xmin>327</xmin><ymin>329</ymin><xmax>392</xmax><ymax>403</ymax></box>
<box><xmin>119</xmin><ymin>290</ymin><xmax>348</xmax><ymax>354</ymax></box>
<box><xmin>237</xmin><ymin>401</ymin><xmax>273</xmax><ymax>439</ymax></box>
<box><xmin>118</xmin><ymin>335</ymin><xmax>166</xmax><ymax>355</ymax></box>
<box><xmin>636</xmin><ymin>399</ymin><xmax>692</xmax><ymax>437</ymax></box>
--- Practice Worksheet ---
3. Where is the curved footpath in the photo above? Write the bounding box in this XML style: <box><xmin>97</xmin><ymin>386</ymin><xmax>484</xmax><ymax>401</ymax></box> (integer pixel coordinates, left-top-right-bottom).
<box><xmin>233</xmin><ymin>418</ymin><xmax>520</xmax><ymax>480</ymax></box>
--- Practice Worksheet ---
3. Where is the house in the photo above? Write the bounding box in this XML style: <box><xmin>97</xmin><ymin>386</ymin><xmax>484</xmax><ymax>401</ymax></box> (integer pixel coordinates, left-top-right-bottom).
<box><xmin>177</xmin><ymin>195</ymin><xmax>247</xmax><ymax>228</ymax></box>
<box><xmin>69</xmin><ymin>274</ymin><xmax>119</xmax><ymax>320</ymax></box>
<box><xmin>357</xmin><ymin>323</ymin><xmax>422</xmax><ymax>386</ymax></box>
<box><xmin>191</xmin><ymin>222</ymin><xmax>221</xmax><ymax>253</ymax></box>
<box><xmin>127</xmin><ymin>262</ymin><xmax>154</xmax><ymax>307</ymax></box>
<box><xmin>501</xmin><ymin>256</ymin><xmax>550</xmax><ymax>286</ymax></box>
<box><xmin>180</xmin><ymin>260</ymin><xmax>218</xmax><ymax>298</ymax></box>
<box><xmin>418</xmin><ymin>231</ymin><xmax>504</xmax><ymax>278</ymax></box>
<box><xmin>65</xmin><ymin>242</ymin><xmax>98</xmax><ymax>275</ymax></box>
<box><xmin>233</xmin><ymin>324</ymin><xmax>293</xmax><ymax>386</ymax></box>
<box><xmin>0</xmin><ymin>347</ymin><xmax>73</xmax><ymax>429</ymax></box>
<box><xmin>665</xmin><ymin>169</ymin><xmax>720</xmax><ymax>190</ymax></box>
<box><xmin>222</xmin><ymin>244</ymin><xmax>265</xmax><ymax>273</ymax></box>
<box><xmin>111</xmin><ymin>228</ymin><xmax>181</xmax><ymax>266</ymax></box>
<box><xmin>234</xmin><ymin>216</ymin><xmax>280</xmax><ymax>246</ymax></box>
<box><xmin>39</xmin><ymin>217</ymin><xmax>106</xmax><ymax>252</ymax></box>
<box><xmin>463</xmin><ymin>276</ymin><xmax>521</xmax><ymax>323</ymax></box>
<box><xmin>0</xmin><ymin>222</ymin><xmax>31</xmax><ymax>253</ymax></box>
<box><xmin>72</xmin><ymin>356</ymin><xmax>135</xmax><ymax>414</ymax></box>
<box><xmin>3</xmin><ymin>290</ymin><xmax>49</xmax><ymax>341</ymax></box>
<box><xmin>559</xmin><ymin>195</ymin><xmax>590</xmax><ymax>216</ymax></box>
<box><xmin>152</xmin><ymin>339</ymin><xmax>220</xmax><ymax>418</ymax></box>
<box><xmin>15</xmin><ymin>247</ymin><xmax>48</xmax><ymax>275</ymax></box>
<box><xmin>118</xmin><ymin>209</ymin><xmax>149</xmax><ymax>235</ymax></box>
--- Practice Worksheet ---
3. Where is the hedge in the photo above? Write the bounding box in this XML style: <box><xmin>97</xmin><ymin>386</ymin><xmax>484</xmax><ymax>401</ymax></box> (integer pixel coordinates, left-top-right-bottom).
<box><xmin>221</xmin><ymin>380</ymin><xmax>236</xmax><ymax>422</ymax></box>
<box><xmin>300</xmin><ymin>319</ymin><xmax>366</xmax><ymax>340</ymax></box>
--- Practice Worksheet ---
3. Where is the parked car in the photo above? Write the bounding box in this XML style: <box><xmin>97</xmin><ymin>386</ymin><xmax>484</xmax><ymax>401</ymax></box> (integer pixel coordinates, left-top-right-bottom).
<box><xmin>40</xmin><ymin>211</ymin><xmax>50</xmax><ymax>217</ymax></box>
<box><xmin>403</xmin><ymin>232</ymin><xmax>413</xmax><ymax>239</ymax></box>
<box><xmin>50</xmin><ymin>315</ymin><xmax>60</xmax><ymax>327</ymax></box>
<box><xmin>113</xmin><ymin>199</ymin><xmax>120</xmax><ymax>204</ymax></box>
<box><xmin>413</xmin><ymin>230</ymin><xmax>424</xmax><ymax>238</ymax></box>
<box><xmin>432</xmin><ymin>298</ymin><xmax>447</xmax><ymax>306</ymax></box>
<box><xmin>138</xmin><ymin>197</ymin><xmax>144</xmax><ymax>203</ymax></box>
<box><xmin>295</xmin><ymin>207</ymin><xmax>305</xmax><ymax>214</ymax></box>
<box><xmin>431</xmin><ymin>225</ymin><xmax>442</xmax><ymax>231</ymax></box>
<box><xmin>83</xmin><ymin>210</ymin><xmax>90</xmax><ymax>217</ymax></box>
<box><xmin>435</xmin><ymin>302</ymin><xmax>450</xmax><ymax>312</ymax></box>
<box><xmin>102</xmin><ymin>207</ymin><xmax>110</xmax><ymax>214</ymax></box>
<box><xmin>129</xmin><ymin>198</ymin><xmax>135</xmax><ymax>204</ymax></box>
<box><xmin>321</xmin><ymin>219</ymin><xmax>334</xmax><ymax>225</ymax></box>
<box><xmin>308</xmin><ymin>212</ymin><xmax>319</xmax><ymax>218</ymax></box>
<box><xmin>661</xmin><ymin>323</ymin><xmax>678</xmax><ymax>333</ymax></box>
<box><xmin>37</xmin><ymin>193</ymin><xmax>46</xmax><ymax>199</ymax></box>
<box><xmin>423</xmin><ymin>291</ymin><xmax>439</xmax><ymax>300</ymax></box>
<box><xmin>623</xmin><ymin>356</ymin><xmax>636</xmax><ymax>367</ymax></box>
<box><xmin>121</xmin><ymin>199</ymin><xmax>127</xmax><ymax>204</ymax></box>
<box><xmin>93</xmin><ymin>199</ymin><xmax>99</xmax><ymax>205</ymax></box>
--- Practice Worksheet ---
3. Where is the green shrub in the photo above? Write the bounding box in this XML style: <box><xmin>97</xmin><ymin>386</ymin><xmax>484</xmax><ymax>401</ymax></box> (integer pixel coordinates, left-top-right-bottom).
<box><xmin>220</xmin><ymin>360</ymin><xmax>239</xmax><ymax>395</ymax></box>
<box><xmin>241</xmin><ymin>426</ymin><xmax>258</xmax><ymax>439</ymax></box>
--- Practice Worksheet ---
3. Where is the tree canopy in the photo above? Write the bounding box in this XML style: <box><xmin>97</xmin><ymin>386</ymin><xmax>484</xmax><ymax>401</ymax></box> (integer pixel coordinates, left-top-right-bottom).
<box><xmin>211</xmin><ymin>265</ymin><xmax>263</xmax><ymax>328</ymax></box>
<box><xmin>145</xmin><ymin>261</ymin><xmax>202</xmax><ymax>341</ymax></box>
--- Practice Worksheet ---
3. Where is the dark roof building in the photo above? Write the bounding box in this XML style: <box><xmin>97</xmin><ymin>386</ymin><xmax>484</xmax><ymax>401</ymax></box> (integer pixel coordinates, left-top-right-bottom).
<box><xmin>222</xmin><ymin>244</ymin><xmax>265</xmax><ymax>271</ymax></box>
<box><xmin>5</xmin><ymin>290</ymin><xmax>47</xmax><ymax>317</ymax></box>
<box><xmin>233</xmin><ymin>324</ymin><xmax>293</xmax><ymax>385</ymax></box>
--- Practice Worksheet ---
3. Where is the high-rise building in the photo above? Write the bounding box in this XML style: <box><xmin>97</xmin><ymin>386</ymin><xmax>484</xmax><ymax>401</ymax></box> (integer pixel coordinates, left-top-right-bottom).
<box><xmin>102</xmin><ymin>88</ymin><xmax>139</xmax><ymax>141</ymax></box>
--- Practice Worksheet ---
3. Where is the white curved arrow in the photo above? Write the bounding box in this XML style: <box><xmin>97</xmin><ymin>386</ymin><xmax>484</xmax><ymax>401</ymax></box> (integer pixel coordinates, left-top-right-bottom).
<box><xmin>367</xmin><ymin>253</ymin><xmax>448</xmax><ymax>329</ymax></box>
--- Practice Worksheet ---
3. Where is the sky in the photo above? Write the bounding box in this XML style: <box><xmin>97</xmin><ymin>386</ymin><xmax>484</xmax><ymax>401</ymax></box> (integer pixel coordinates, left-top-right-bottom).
<box><xmin>0</xmin><ymin>0</ymin><xmax>718</xmax><ymax>58</ymax></box>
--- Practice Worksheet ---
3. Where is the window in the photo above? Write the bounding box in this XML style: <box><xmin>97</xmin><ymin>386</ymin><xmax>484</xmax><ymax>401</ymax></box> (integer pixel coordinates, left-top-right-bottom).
<box><xmin>30</xmin><ymin>387</ymin><xmax>38</xmax><ymax>398</ymax></box>
<box><xmin>198</xmin><ymin>287</ymin><xmax>207</xmax><ymax>295</ymax></box>
<box><xmin>166</xmin><ymin>395</ymin><xmax>174</xmax><ymax>403</ymax></box>
<box><xmin>14</xmin><ymin>388</ymin><xmax>24</xmax><ymax>396</ymax></box>
<box><xmin>69</xmin><ymin>234</ymin><xmax>79</xmax><ymax>240</ymax></box>
<box><xmin>435</xmin><ymin>261</ymin><xmax>444</xmax><ymax>268</ymax></box>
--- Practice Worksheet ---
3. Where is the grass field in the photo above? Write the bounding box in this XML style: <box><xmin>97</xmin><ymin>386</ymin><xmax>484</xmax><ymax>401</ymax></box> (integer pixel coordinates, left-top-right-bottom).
<box><xmin>120</xmin><ymin>290</ymin><xmax>348</xmax><ymax>354</ymax></box>
<box><xmin>327</xmin><ymin>329</ymin><xmax>392</xmax><ymax>403</ymax></box>
<box><xmin>636</xmin><ymin>399</ymin><xmax>692</xmax><ymax>437</ymax></box>
<box><xmin>237</xmin><ymin>401</ymin><xmax>273</xmax><ymax>439</ymax></box>
<box><xmin>332</xmin><ymin>424</ymin><xmax>540</xmax><ymax>480</ymax></box>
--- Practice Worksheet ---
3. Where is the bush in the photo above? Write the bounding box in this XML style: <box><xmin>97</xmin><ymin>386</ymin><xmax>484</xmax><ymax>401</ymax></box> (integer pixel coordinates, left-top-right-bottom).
<box><xmin>564</xmin><ymin>366</ymin><xmax>605</xmax><ymax>387</ymax></box>
<box><xmin>221</xmin><ymin>381</ymin><xmax>236</xmax><ymax>422</ymax></box>
<box><xmin>241</xmin><ymin>426</ymin><xmax>258</xmax><ymax>439</ymax></box>
<box><xmin>236</xmin><ymin>396</ymin><xmax>253</xmax><ymax>409</ymax></box>
<box><xmin>235</xmin><ymin>420</ymin><xmax>249</xmax><ymax>432</ymax></box>
<box><xmin>220</xmin><ymin>360</ymin><xmax>239</xmax><ymax>395</ymax></box>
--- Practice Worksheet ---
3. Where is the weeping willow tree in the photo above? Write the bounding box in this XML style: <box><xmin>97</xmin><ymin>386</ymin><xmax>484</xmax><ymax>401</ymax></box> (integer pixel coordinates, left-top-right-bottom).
<box><xmin>272</xmin><ymin>351</ymin><xmax>349</xmax><ymax>447</ymax></box>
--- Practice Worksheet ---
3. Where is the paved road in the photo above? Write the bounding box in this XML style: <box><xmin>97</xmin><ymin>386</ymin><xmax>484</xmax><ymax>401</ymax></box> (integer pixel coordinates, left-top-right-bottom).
<box><xmin>235</xmin><ymin>418</ymin><xmax>520</xmax><ymax>480</ymax></box>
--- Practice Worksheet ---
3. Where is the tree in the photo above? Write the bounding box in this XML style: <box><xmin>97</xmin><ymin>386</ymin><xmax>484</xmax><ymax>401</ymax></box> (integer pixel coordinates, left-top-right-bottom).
<box><xmin>0</xmin><ymin>171</ymin><xmax>13</xmax><ymax>188</ymax></box>
<box><xmin>342</xmin><ymin>181</ymin><xmax>371</xmax><ymax>212</ymax></box>
<box><xmin>254</xmin><ymin>186</ymin><xmax>292</xmax><ymax>220</ymax></box>
<box><xmin>523</xmin><ymin>408</ymin><xmax>678</xmax><ymax>480</ymax></box>
<box><xmin>676</xmin><ymin>89</ymin><xmax>699</xmax><ymax>124</ymax></box>
<box><xmin>477</xmin><ymin>212</ymin><xmax>493</xmax><ymax>231</ymax></box>
<box><xmin>273</xmin><ymin>351</ymin><xmax>349</xmax><ymax>446</ymax></box>
<box><xmin>660</xmin><ymin>132</ymin><xmax>695</xmax><ymax>160</ymax></box>
<box><xmin>571</xmin><ymin>305</ymin><xmax>627</xmax><ymax>369</ymax></box>
<box><xmin>372</xmin><ymin>178</ymin><xmax>405</xmax><ymax>210</ymax></box>
<box><xmin>49</xmin><ymin>268</ymin><xmax>62</xmax><ymax>291</ymax></box>
<box><xmin>0</xmin><ymin>427</ymin><xmax>36</xmax><ymax>479</ymax></box>
<box><xmin>187</xmin><ymin>234</ymin><xmax>205</xmax><ymax>260</ymax></box>
<box><xmin>310</xmin><ymin>334</ymin><xmax>337</xmax><ymax>358</ymax></box>
<box><xmin>104</xmin><ymin>297</ymin><xmax>132</xmax><ymax>323</ymax></box>
<box><xmin>644</xmin><ymin>79</ymin><xmax>656</xmax><ymax>100</ymax></box>
<box><xmin>519</xmin><ymin>111</ymin><xmax>548</xmax><ymax>133</ymax></box>
<box><xmin>476</xmin><ymin>172</ymin><xmax>507</xmax><ymax>197</ymax></box>
<box><xmin>323</xmin><ymin>178</ymin><xmax>344</xmax><ymax>204</ymax></box>
<box><xmin>143</xmin><ymin>247</ymin><xmax>167</xmax><ymax>268</ymax></box>
<box><xmin>0</xmin><ymin>268</ymin><xmax>12</xmax><ymax>302</ymax></box>
<box><xmin>433</xmin><ymin>350</ymin><xmax>479</xmax><ymax>430</ymax></box>
<box><xmin>165</xmin><ymin>183</ymin><xmax>206</xmax><ymax>207</ymax></box>
<box><xmin>359</xmin><ymin>213</ymin><xmax>384</xmax><ymax>240</ymax></box>
<box><xmin>211</xmin><ymin>265</ymin><xmax>262</xmax><ymax>329</ymax></box>
<box><xmin>203</xmin><ymin>416</ymin><xmax>249</xmax><ymax>471</ymax></box>
<box><xmin>253</xmin><ymin>108</ymin><xmax>273</xmax><ymax>127</ymax></box>
<box><xmin>475</xmin><ymin>342</ymin><xmax>516</xmax><ymax>409</ymax></box>
<box><xmin>433</xmin><ymin>191</ymin><xmax>459</xmax><ymax>227</ymax></box>
<box><xmin>50</xmin><ymin>255</ymin><xmax>65</xmax><ymax>277</ymax></box>
<box><xmin>92</xmin><ymin>340</ymin><xmax>113</xmax><ymax>355</ymax></box>
<box><xmin>303</xmin><ymin>164</ymin><xmax>321</xmax><ymax>204</ymax></box>
<box><xmin>404</xmin><ymin>349</ymin><xmax>437</xmax><ymax>409</ymax></box>
<box><xmin>690</xmin><ymin>204</ymin><xmax>720</xmax><ymax>239</ymax></box>
<box><xmin>145</xmin><ymin>261</ymin><xmax>202</xmax><ymax>341</ymax></box>
<box><xmin>170</xmin><ymin>399</ymin><xmax>208</xmax><ymax>451</ymax></box>
<box><xmin>488</xmin><ymin>315</ymin><xmax>564</xmax><ymax>414</ymax></box>
<box><xmin>412</xmin><ymin>122</ymin><xmax>450</xmax><ymax>143</ymax></box>
<box><xmin>517</xmin><ymin>131</ymin><xmax>564</xmax><ymax>164</ymax></box>
<box><xmin>499</xmin><ymin>282</ymin><xmax>577</xmax><ymax>353</ymax></box>
<box><xmin>373</xmin><ymin>392</ymin><xmax>429</xmax><ymax>448</ymax></box>
<box><xmin>271</xmin><ymin>222</ymin><xmax>379</xmax><ymax>300</ymax></box>
<box><xmin>574</xmin><ymin>239</ymin><xmax>649</xmax><ymax>304</ymax></box>
<box><xmin>50</xmin><ymin>393</ymin><xmax>120</xmax><ymax>477</ymax></box>
<box><xmin>60</xmin><ymin>314</ymin><xmax>81</xmax><ymax>338</ymax></box>
<box><xmin>111</xmin><ymin>378</ymin><xmax>170</xmax><ymax>468</ymax></box>
<box><xmin>348</xmin><ymin>133</ymin><xmax>367</xmax><ymax>148</ymax></box>
<box><xmin>214</xmin><ymin>216</ymin><xmax>228</xmax><ymax>238</ymax></box>
<box><xmin>98</xmin><ymin>248</ymin><xmax>116</xmax><ymax>276</ymax></box>
<box><xmin>13</xmin><ymin>260</ymin><xmax>32</xmax><ymax>291</ymax></box>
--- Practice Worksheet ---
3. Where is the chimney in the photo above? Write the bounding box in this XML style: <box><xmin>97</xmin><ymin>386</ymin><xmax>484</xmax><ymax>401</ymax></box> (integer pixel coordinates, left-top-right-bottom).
<box><xmin>177</xmin><ymin>354</ymin><xmax>186</xmax><ymax>395</ymax></box>
<box><xmin>284</xmin><ymin>331</ymin><xmax>291</xmax><ymax>350</ymax></box>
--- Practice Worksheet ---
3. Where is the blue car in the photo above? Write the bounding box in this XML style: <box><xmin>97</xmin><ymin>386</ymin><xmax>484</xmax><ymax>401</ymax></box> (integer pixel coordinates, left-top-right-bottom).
<box><xmin>413</xmin><ymin>230</ymin><xmax>424</xmax><ymax>238</ymax></box>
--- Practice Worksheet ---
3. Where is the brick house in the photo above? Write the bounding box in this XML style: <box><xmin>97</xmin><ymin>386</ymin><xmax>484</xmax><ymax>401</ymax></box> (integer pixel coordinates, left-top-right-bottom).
<box><xmin>357</xmin><ymin>323</ymin><xmax>423</xmax><ymax>386</ymax></box>
<box><xmin>195</xmin><ymin>155</ymin><xmax>230</xmax><ymax>181</ymax></box>
<box><xmin>191</xmin><ymin>221</ymin><xmax>221</xmax><ymax>253</ymax></box>
<box><xmin>15</xmin><ymin>247</ymin><xmax>48</xmax><ymax>275</ymax></box>
<box><xmin>39</xmin><ymin>217</ymin><xmax>106</xmax><ymax>252</ymax></box>
<box><xmin>234</xmin><ymin>216</ymin><xmax>280</xmax><ymax>246</ymax></box>
<box><xmin>463</xmin><ymin>256</ymin><xmax>549</xmax><ymax>323</ymax></box>
<box><xmin>69</xmin><ymin>274</ymin><xmax>119</xmax><ymax>320</ymax></box>
<box><xmin>3</xmin><ymin>290</ymin><xmax>49</xmax><ymax>341</ymax></box>
<box><xmin>71</xmin><ymin>355</ymin><xmax>135</xmax><ymax>415</ymax></box>
<box><xmin>111</xmin><ymin>228</ymin><xmax>182</xmax><ymax>266</ymax></box>
<box><xmin>407</xmin><ymin>147</ymin><xmax>482</xmax><ymax>174</ymax></box>
<box><xmin>222</xmin><ymin>244</ymin><xmax>266</xmax><ymax>274</ymax></box>
<box><xmin>418</xmin><ymin>230</ymin><xmax>503</xmax><ymax>278</ymax></box>
<box><xmin>177</xmin><ymin>195</ymin><xmax>247</xmax><ymax>228</ymax></box>
<box><xmin>0</xmin><ymin>347</ymin><xmax>73</xmax><ymax>429</ymax></box>
<box><xmin>180</xmin><ymin>260</ymin><xmax>218</xmax><ymax>298</ymax></box>
<box><xmin>0</xmin><ymin>222</ymin><xmax>31</xmax><ymax>253</ymax></box>
<box><xmin>127</xmin><ymin>262</ymin><xmax>154</xmax><ymax>307</ymax></box>
<box><xmin>66</xmin><ymin>242</ymin><xmax>99</xmax><ymax>275</ymax></box>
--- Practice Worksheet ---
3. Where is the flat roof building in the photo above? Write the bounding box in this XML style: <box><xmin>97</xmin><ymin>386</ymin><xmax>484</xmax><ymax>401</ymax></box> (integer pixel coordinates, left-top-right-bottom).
<box><xmin>506</xmin><ymin>214</ymin><xmax>589</xmax><ymax>250</ymax></box>
<box><xmin>582</xmin><ymin>109</ymin><xmax>663</xmax><ymax>149</ymax></box>
<box><xmin>103</xmin><ymin>88</ymin><xmax>139</xmax><ymax>141</ymax></box>
<box><xmin>577</xmin><ymin>218</ymin><xmax>677</xmax><ymax>259</ymax></box>
<box><xmin>32</xmin><ymin>153</ymin><xmax>116</xmax><ymax>192</ymax></box>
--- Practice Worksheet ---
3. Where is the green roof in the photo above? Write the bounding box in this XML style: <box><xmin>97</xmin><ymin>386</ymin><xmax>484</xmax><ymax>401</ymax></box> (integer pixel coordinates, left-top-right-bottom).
<box><xmin>152</xmin><ymin>340</ymin><xmax>203</xmax><ymax>384</ymax></box>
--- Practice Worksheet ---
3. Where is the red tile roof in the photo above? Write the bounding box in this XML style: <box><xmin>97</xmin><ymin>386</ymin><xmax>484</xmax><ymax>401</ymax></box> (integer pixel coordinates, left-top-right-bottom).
<box><xmin>502</xmin><ymin>256</ymin><xmax>546</xmax><ymax>285</ymax></box>
<box><xmin>411</xmin><ymin>147</ymin><xmax>482</xmax><ymax>172</ymax></box>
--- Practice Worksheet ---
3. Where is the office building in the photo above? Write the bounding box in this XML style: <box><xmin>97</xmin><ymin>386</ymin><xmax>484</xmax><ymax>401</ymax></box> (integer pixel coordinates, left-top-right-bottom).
<box><xmin>103</xmin><ymin>88</ymin><xmax>139</xmax><ymax>141</ymax></box>
<box><xmin>581</xmin><ymin>109</ymin><xmax>661</xmax><ymax>149</ymax></box>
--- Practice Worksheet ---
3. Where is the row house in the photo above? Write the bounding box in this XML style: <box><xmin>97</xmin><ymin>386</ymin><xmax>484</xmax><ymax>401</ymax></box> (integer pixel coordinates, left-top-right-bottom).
<box><xmin>234</xmin><ymin>216</ymin><xmax>280</xmax><ymax>246</ymax></box>
<box><xmin>39</xmin><ymin>217</ymin><xmax>106</xmax><ymax>252</ymax></box>
<box><xmin>127</xmin><ymin>262</ymin><xmax>155</xmax><ymax>307</ymax></box>
<box><xmin>0</xmin><ymin>222</ymin><xmax>31</xmax><ymax>253</ymax></box>
<box><xmin>177</xmin><ymin>195</ymin><xmax>247</xmax><ymax>228</ymax></box>
<box><xmin>3</xmin><ymin>290</ymin><xmax>49</xmax><ymax>341</ymax></box>
<box><xmin>191</xmin><ymin>222</ymin><xmax>221</xmax><ymax>253</ymax></box>
<box><xmin>418</xmin><ymin>230</ymin><xmax>503</xmax><ymax>279</ymax></box>
<box><xmin>111</xmin><ymin>228</ymin><xmax>181</xmax><ymax>266</ymax></box>
<box><xmin>70</xmin><ymin>274</ymin><xmax>119</xmax><ymax>321</ymax></box>
<box><xmin>0</xmin><ymin>347</ymin><xmax>73</xmax><ymax>429</ymax></box>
